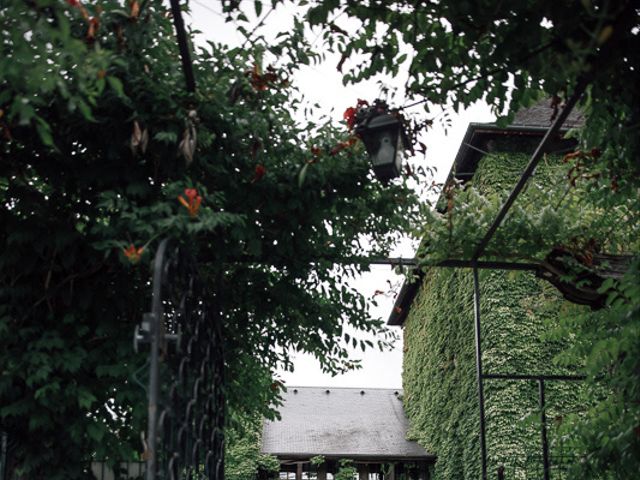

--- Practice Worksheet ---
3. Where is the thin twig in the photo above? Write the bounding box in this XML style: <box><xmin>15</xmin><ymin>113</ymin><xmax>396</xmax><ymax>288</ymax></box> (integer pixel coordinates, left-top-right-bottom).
<box><xmin>401</xmin><ymin>40</ymin><xmax>558</xmax><ymax>110</ymax></box>
<box><xmin>21</xmin><ymin>262</ymin><xmax>105</xmax><ymax>322</ymax></box>
<box><xmin>241</xmin><ymin>4</ymin><xmax>276</xmax><ymax>50</ymax></box>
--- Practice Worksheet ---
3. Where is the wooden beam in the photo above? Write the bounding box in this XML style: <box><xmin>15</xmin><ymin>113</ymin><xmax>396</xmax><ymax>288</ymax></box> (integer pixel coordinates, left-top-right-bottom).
<box><xmin>296</xmin><ymin>462</ymin><xmax>303</xmax><ymax>480</ymax></box>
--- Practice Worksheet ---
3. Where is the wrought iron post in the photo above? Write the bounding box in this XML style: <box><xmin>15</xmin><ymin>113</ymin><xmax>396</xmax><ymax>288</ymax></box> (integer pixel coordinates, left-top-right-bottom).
<box><xmin>539</xmin><ymin>379</ymin><xmax>550</xmax><ymax>480</ymax></box>
<box><xmin>136</xmin><ymin>239</ymin><xmax>225</xmax><ymax>480</ymax></box>
<box><xmin>0</xmin><ymin>431</ymin><xmax>7</xmax><ymax>480</ymax></box>
<box><xmin>472</xmin><ymin>266</ymin><xmax>488</xmax><ymax>480</ymax></box>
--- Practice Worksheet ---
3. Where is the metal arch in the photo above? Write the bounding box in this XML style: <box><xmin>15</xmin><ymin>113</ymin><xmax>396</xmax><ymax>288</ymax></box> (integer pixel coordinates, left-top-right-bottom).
<box><xmin>136</xmin><ymin>239</ymin><xmax>225</xmax><ymax>480</ymax></box>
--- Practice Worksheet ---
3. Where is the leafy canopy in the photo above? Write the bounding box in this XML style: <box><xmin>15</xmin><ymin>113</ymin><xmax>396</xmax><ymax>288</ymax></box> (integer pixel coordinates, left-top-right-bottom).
<box><xmin>0</xmin><ymin>0</ymin><xmax>424</xmax><ymax>476</ymax></box>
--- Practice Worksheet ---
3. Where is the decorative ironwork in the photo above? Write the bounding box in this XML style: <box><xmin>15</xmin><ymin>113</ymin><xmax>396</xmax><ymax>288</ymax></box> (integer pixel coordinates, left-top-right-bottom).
<box><xmin>135</xmin><ymin>239</ymin><xmax>224</xmax><ymax>480</ymax></box>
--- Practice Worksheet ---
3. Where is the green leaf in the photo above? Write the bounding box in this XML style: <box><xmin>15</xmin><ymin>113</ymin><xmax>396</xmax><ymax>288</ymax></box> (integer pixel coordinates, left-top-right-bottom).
<box><xmin>35</xmin><ymin>117</ymin><xmax>54</xmax><ymax>147</ymax></box>
<box><xmin>87</xmin><ymin>422</ymin><xmax>105</xmax><ymax>442</ymax></box>
<box><xmin>106</xmin><ymin>76</ymin><xmax>125</xmax><ymax>98</ymax></box>
<box><xmin>77</xmin><ymin>389</ymin><xmax>97</xmax><ymax>410</ymax></box>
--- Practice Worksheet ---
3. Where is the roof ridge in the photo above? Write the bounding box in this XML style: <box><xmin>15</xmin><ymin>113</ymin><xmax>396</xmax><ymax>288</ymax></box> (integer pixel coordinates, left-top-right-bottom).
<box><xmin>285</xmin><ymin>385</ymin><xmax>402</xmax><ymax>391</ymax></box>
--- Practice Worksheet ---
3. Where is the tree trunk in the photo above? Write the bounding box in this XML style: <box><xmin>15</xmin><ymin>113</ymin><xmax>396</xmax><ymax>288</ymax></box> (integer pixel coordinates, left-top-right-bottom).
<box><xmin>537</xmin><ymin>249</ymin><xmax>633</xmax><ymax>309</ymax></box>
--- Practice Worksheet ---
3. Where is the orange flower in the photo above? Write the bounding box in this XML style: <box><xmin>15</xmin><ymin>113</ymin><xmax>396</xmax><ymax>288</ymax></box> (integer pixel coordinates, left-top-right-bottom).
<box><xmin>248</xmin><ymin>63</ymin><xmax>279</xmax><ymax>91</ymax></box>
<box><xmin>129</xmin><ymin>0</ymin><xmax>140</xmax><ymax>20</ymax></box>
<box><xmin>329</xmin><ymin>136</ymin><xmax>358</xmax><ymax>156</ymax></box>
<box><xmin>123</xmin><ymin>244</ymin><xmax>144</xmax><ymax>263</ymax></box>
<box><xmin>86</xmin><ymin>17</ymin><xmax>100</xmax><ymax>42</ymax></box>
<box><xmin>178</xmin><ymin>188</ymin><xmax>202</xmax><ymax>217</ymax></box>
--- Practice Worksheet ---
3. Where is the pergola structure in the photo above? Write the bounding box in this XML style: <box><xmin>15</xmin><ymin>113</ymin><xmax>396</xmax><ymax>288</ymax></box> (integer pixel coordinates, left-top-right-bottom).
<box><xmin>381</xmin><ymin>93</ymin><xmax>591</xmax><ymax>480</ymax></box>
<box><xmin>260</xmin><ymin>387</ymin><xmax>435</xmax><ymax>479</ymax></box>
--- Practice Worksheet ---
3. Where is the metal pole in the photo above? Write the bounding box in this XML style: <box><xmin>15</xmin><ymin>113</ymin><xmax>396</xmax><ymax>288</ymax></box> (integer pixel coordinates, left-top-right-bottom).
<box><xmin>471</xmin><ymin>78</ymin><xmax>589</xmax><ymax>261</ymax></box>
<box><xmin>0</xmin><ymin>431</ymin><xmax>7</xmax><ymax>480</ymax></box>
<box><xmin>483</xmin><ymin>373</ymin><xmax>584</xmax><ymax>382</ymax></box>
<box><xmin>168</xmin><ymin>0</ymin><xmax>196</xmax><ymax>93</ymax></box>
<box><xmin>539</xmin><ymin>379</ymin><xmax>550</xmax><ymax>480</ymax></box>
<box><xmin>473</xmin><ymin>266</ymin><xmax>488</xmax><ymax>480</ymax></box>
<box><xmin>146</xmin><ymin>239</ymin><xmax>169</xmax><ymax>480</ymax></box>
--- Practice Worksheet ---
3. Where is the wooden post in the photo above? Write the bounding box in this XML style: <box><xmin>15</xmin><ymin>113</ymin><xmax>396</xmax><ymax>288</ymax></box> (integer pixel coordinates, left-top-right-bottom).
<box><xmin>358</xmin><ymin>463</ymin><xmax>369</xmax><ymax>480</ymax></box>
<box><xmin>387</xmin><ymin>464</ymin><xmax>395</xmax><ymax>480</ymax></box>
<box><xmin>296</xmin><ymin>462</ymin><xmax>303</xmax><ymax>480</ymax></box>
<box><xmin>418</xmin><ymin>462</ymin><xmax>429</xmax><ymax>480</ymax></box>
<box><xmin>317</xmin><ymin>463</ymin><xmax>327</xmax><ymax>480</ymax></box>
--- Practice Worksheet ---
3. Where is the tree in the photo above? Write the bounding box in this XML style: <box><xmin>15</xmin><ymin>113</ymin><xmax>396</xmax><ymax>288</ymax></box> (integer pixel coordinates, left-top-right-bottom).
<box><xmin>278</xmin><ymin>0</ymin><xmax>640</xmax><ymax>476</ymax></box>
<box><xmin>0</xmin><ymin>1</ymin><xmax>422</xmax><ymax>477</ymax></box>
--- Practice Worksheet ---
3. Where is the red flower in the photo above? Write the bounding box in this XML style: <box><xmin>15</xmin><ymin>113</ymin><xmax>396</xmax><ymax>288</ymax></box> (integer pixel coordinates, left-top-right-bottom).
<box><xmin>252</xmin><ymin>164</ymin><xmax>266</xmax><ymax>183</ymax></box>
<box><xmin>343</xmin><ymin>100</ymin><xmax>369</xmax><ymax>130</ymax></box>
<box><xmin>123</xmin><ymin>244</ymin><xmax>144</xmax><ymax>264</ymax></box>
<box><xmin>343</xmin><ymin>107</ymin><xmax>357</xmax><ymax>130</ymax></box>
<box><xmin>67</xmin><ymin>0</ymin><xmax>80</xmax><ymax>6</ymax></box>
<box><xmin>178</xmin><ymin>188</ymin><xmax>202</xmax><ymax>217</ymax></box>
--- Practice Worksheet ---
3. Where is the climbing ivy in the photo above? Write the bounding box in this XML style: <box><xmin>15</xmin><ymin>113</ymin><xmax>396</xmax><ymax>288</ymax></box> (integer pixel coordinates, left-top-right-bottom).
<box><xmin>402</xmin><ymin>148</ymin><xmax>591</xmax><ymax>479</ymax></box>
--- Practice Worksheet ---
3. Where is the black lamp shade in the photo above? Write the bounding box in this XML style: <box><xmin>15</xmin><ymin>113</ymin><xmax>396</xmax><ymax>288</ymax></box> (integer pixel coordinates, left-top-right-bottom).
<box><xmin>356</xmin><ymin>113</ymin><xmax>404</xmax><ymax>182</ymax></box>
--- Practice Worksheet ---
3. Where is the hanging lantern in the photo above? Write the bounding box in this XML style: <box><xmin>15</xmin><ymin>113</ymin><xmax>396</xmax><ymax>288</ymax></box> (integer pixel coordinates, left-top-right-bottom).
<box><xmin>355</xmin><ymin>100</ymin><xmax>408</xmax><ymax>182</ymax></box>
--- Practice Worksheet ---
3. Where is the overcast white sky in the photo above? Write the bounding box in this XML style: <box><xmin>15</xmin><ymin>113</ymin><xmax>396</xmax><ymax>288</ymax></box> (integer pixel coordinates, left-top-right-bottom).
<box><xmin>186</xmin><ymin>1</ymin><xmax>494</xmax><ymax>389</ymax></box>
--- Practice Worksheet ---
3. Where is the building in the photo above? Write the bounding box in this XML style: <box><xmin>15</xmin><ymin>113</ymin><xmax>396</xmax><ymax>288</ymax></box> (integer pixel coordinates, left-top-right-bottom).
<box><xmin>261</xmin><ymin>387</ymin><xmax>435</xmax><ymax>479</ymax></box>
<box><xmin>387</xmin><ymin>100</ymin><xmax>586</xmax><ymax>479</ymax></box>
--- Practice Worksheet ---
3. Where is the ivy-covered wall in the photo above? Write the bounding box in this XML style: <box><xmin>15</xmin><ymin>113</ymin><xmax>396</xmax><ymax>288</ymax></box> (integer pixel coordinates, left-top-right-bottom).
<box><xmin>402</xmin><ymin>141</ymin><xmax>587</xmax><ymax>479</ymax></box>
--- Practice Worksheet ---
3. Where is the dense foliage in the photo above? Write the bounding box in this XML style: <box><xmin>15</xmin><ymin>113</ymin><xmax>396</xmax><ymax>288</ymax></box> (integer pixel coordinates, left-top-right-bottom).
<box><xmin>402</xmin><ymin>148</ymin><xmax>586</xmax><ymax>479</ymax></box>
<box><xmin>298</xmin><ymin>0</ymin><xmax>639</xmax><ymax>200</ymax></box>
<box><xmin>0</xmin><ymin>1</ymin><xmax>423</xmax><ymax>477</ymax></box>
<box><xmin>225</xmin><ymin>414</ymin><xmax>278</xmax><ymax>480</ymax></box>
<box><xmin>404</xmin><ymin>268</ymin><xmax>583</xmax><ymax>479</ymax></box>
<box><xmin>405</xmin><ymin>141</ymin><xmax>638</xmax><ymax>478</ymax></box>
<box><xmin>274</xmin><ymin>1</ymin><xmax>639</xmax><ymax>476</ymax></box>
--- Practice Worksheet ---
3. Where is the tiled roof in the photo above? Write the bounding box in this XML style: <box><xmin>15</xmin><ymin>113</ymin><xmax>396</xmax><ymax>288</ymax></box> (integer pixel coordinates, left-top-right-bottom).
<box><xmin>261</xmin><ymin>387</ymin><xmax>433</xmax><ymax>459</ymax></box>
<box><xmin>511</xmin><ymin>98</ymin><xmax>584</xmax><ymax>129</ymax></box>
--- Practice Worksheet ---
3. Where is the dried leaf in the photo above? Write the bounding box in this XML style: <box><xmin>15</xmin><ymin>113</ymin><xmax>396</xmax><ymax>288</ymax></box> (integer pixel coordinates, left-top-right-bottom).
<box><xmin>140</xmin><ymin>127</ymin><xmax>149</xmax><ymax>154</ymax></box>
<box><xmin>597</xmin><ymin>25</ymin><xmax>613</xmax><ymax>45</ymax></box>
<box><xmin>179</xmin><ymin>126</ymin><xmax>197</xmax><ymax>166</ymax></box>
<box><xmin>298</xmin><ymin>163</ymin><xmax>309</xmax><ymax>188</ymax></box>
<box><xmin>130</xmin><ymin>120</ymin><xmax>143</xmax><ymax>155</ymax></box>
<box><xmin>336</xmin><ymin>51</ymin><xmax>348</xmax><ymax>72</ymax></box>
